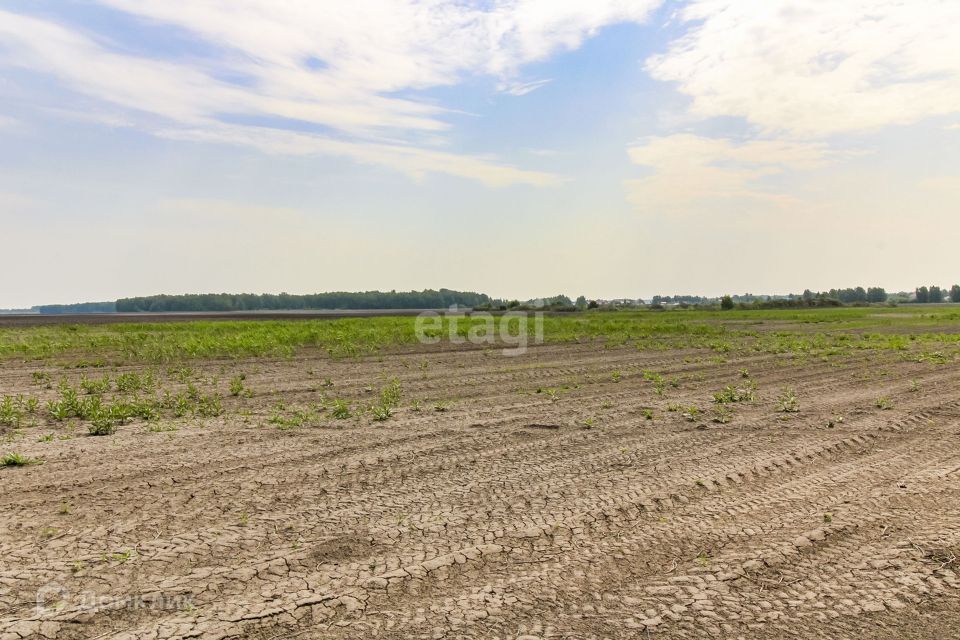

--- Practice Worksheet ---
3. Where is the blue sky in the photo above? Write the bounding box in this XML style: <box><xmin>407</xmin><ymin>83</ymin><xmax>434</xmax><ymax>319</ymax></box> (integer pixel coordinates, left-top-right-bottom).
<box><xmin>1</xmin><ymin>1</ymin><xmax>959</xmax><ymax>307</ymax></box>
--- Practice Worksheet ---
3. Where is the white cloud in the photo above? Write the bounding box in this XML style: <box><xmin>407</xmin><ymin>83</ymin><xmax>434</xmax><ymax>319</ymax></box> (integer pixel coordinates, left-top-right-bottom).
<box><xmin>0</xmin><ymin>1</ymin><xmax>661</xmax><ymax>185</ymax></box>
<box><xmin>157</xmin><ymin>123</ymin><xmax>562</xmax><ymax>187</ymax></box>
<box><xmin>98</xmin><ymin>0</ymin><xmax>658</xmax><ymax>83</ymax></box>
<box><xmin>646</xmin><ymin>0</ymin><xmax>960</xmax><ymax>136</ymax></box>
<box><xmin>0</xmin><ymin>10</ymin><xmax>443</xmax><ymax>133</ymax></box>
<box><xmin>630</xmin><ymin>1</ymin><xmax>958</xmax><ymax>221</ymax></box>
<box><xmin>625</xmin><ymin>134</ymin><xmax>830</xmax><ymax>212</ymax></box>
<box><xmin>498</xmin><ymin>79</ymin><xmax>552</xmax><ymax>96</ymax></box>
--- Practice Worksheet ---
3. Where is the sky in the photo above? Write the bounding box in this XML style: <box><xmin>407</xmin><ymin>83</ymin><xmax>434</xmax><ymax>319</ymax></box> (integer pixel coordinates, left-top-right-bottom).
<box><xmin>1</xmin><ymin>0</ymin><xmax>959</xmax><ymax>308</ymax></box>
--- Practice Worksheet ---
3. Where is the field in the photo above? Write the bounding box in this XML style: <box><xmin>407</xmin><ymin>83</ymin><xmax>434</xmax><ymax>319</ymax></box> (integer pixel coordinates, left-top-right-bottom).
<box><xmin>1</xmin><ymin>308</ymin><xmax>960</xmax><ymax>639</ymax></box>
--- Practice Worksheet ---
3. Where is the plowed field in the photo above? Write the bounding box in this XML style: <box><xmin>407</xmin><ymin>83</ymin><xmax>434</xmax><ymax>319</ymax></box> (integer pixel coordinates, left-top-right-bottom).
<box><xmin>1</xmin><ymin>311</ymin><xmax>959</xmax><ymax>639</ymax></box>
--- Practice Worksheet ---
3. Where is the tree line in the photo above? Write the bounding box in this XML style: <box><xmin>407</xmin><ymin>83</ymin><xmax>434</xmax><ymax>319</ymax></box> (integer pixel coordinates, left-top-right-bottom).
<box><xmin>801</xmin><ymin>287</ymin><xmax>888</xmax><ymax>303</ymax></box>
<box><xmin>28</xmin><ymin>284</ymin><xmax>960</xmax><ymax>315</ymax></box>
<box><xmin>914</xmin><ymin>285</ymin><xmax>960</xmax><ymax>303</ymax></box>
<box><xmin>651</xmin><ymin>295</ymin><xmax>707</xmax><ymax>305</ymax></box>
<box><xmin>114</xmin><ymin>289</ymin><xmax>491</xmax><ymax>312</ymax></box>
<box><xmin>33</xmin><ymin>301</ymin><xmax>117</xmax><ymax>314</ymax></box>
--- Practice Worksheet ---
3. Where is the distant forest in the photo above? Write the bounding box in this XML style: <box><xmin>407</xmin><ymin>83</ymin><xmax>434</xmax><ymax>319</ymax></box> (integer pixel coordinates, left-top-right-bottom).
<box><xmin>33</xmin><ymin>301</ymin><xmax>117</xmax><ymax>314</ymax></box>
<box><xmin>802</xmin><ymin>287</ymin><xmax>889</xmax><ymax>304</ymax></box>
<box><xmin>24</xmin><ymin>283</ymin><xmax>960</xmax><ymax>314</ymax></box>
<box><xmin>114</xmin><ymin>290</ymin><xmax>491</xmax><ymax>312</ymax></box>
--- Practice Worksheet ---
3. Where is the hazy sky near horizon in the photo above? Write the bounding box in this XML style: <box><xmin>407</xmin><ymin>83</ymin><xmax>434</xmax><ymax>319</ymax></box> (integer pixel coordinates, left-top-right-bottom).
<box><xmin>2</xmin><ymin>0</ymin><xmax>959</xmax><ymax>308</ymax></box>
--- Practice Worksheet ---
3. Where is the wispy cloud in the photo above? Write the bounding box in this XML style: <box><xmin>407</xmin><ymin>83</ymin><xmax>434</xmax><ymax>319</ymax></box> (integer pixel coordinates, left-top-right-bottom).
<box><xmin>0</xmin><ymin>1</ymin><xmax>662</xmax><ymax>186</ymax></box>
<box><xmin>0</xmin><ymin>9</ymin><xmax>444</xmax><ymax>133</ymax></box>
<box><xmin>498</xmin><ymin>79</ymin><xmax>552</xmax><ymax>96</ymax></box>
<box><xmin>646</xmin><ymin>0</ymin><xmax>960</xmax><ymax>136</ymax></box>
<box><xmin>157</xmin><ymin>123</ymin><xmax>562</xmax><ymax>187</ymax></box>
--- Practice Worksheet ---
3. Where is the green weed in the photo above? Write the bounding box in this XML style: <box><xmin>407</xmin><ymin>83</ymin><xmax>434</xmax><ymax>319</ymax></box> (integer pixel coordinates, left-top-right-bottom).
<box><xmin>641</xmin><ymin>371</ymin><xmax>667</xmax><ymax>395</ymax></box>
<box><xmin>115</xmin><ymin>371</ymin><xmax>153</xmax><ymax>394</ymax></box>
<box><xmin>875</xmin><ymin>397</ymin><xmax>894</xmax><ymax>410</ymax></box>
<box><xmin>713</xmin><ymin>382</ymin><xmax>756</xmax><ymax>404</ymax></box>
<box><xmin>196</xmin><ymin>395</ymin><xmax>224</xmax><ymax>417</ymax></box>
<box><xmin>166</xmin><ymin>365</ymin><xmax>194</xmax><ymax>383</ymax></box>
<box><xmin>776</xmin><ymin>388</ymin><xmax>800</xmax><ymax>413</ymax></box>
<box><xmin>1</xmin><ymin>452</ymin><xmax>41</xmax><ymax>467</ymax></box>
<box><xmin>80</xmin><ymin>375</ymin><xmax>111</xmax><ymax>395</ymax></box>
<box><xmin>148</xmin><ymin>423</ymin><xmax>178</xmax><ymax>433</ymax></box>
<box><xmin>1</xmin><ymin>307</ymin><xmax>958</xmax><ymax>364</ymax></box>
<box><xmin>0</xmin><ymin>396</ymin><xmax>24</xmax><ymax>428</ymax></box>
<box><xmin>269</xmin><ymin>403</ymin><xmax>322</xmax><ymax>429</ymax></box>
<box><xmin>712</xmin><ymin>406</ymin><xmax>733</xmax><ymax>424</ymax></box>
<box><xmin>380</xmin><ymin>378</ymin><xmax>402</xmax><ymax>408</ymax></box>
<box><xmin>331</xmin><ymin>399</ymin><xmax>351</xmax><ymax>420</ymax></box>
<box><xmin>108</xmin><ymin>549</ymin><xmax>136</xmax><ymax>563</ymax></box>
<box><xmin>229</xmin><ymin>375</ymin><xmax>244</xmax><ymax>396</ymax></box>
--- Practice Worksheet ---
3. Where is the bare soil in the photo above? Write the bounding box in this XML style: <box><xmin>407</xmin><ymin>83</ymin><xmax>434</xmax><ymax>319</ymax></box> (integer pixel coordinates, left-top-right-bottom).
<box><xmin>1</xmin><ymin>341</ymin><xmax>958</xmax><ymax>639</ymax></box>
